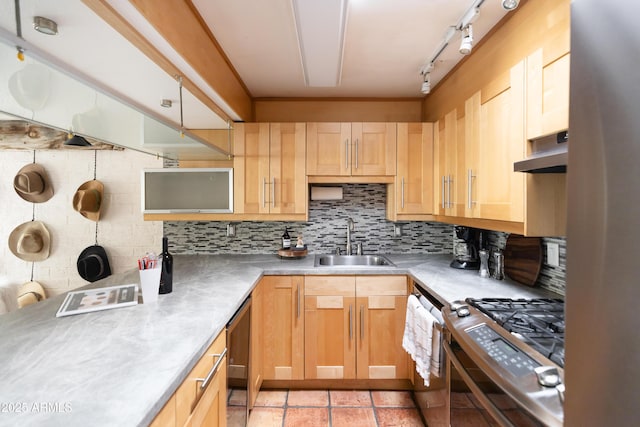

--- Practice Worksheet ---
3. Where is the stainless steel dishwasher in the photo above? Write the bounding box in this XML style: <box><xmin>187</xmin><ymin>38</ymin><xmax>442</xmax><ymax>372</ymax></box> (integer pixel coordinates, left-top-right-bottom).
<box><xmin>226</xmin><ymin>296</ymin><xmax>251</xmax><ymax>427</ymax></box>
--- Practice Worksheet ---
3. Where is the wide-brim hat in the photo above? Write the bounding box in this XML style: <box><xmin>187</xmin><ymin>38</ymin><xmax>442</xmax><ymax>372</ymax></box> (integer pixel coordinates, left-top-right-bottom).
<box><xmin>73</xmin><ymin>180</ymin><xmax>104</xmax><ymax>222</ymax></box>
<box><xmin>14</xmin><ymin>163</ymin><xmax>54</xmax><ymax>203</ymax></box>
<box><xmin>77</xmin><ymin>245</ymin><xmax>111</xmax><ymax>282</ymax></box>
<box><xmin>17</xmin><ymin>280</ymin><xmax>47</xmax><ymax>308</ymax></box>
<box><xmin>8</xmin><ymin>220</ymin><xmax>51</xmax><ymax>262</ymax></box>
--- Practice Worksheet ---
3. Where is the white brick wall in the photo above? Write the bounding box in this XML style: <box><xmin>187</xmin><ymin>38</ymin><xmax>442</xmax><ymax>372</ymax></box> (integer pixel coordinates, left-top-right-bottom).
<box><xmin>0</xmin><ymin>149</ymin><xmax>163</xmax><ymax>297</ymax></box>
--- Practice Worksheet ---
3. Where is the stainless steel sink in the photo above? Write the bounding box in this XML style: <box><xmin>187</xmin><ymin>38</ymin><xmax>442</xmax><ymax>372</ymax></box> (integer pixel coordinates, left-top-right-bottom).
<box><xmin>314</xmin><ymin>254</ymin><xmax>396</xmax><ymax>267</ymax></box>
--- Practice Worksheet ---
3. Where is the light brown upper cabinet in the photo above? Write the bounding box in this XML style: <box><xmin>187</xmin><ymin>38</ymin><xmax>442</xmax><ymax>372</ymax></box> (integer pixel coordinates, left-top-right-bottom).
<box><xmin>433</xmin><ymin>61</ymin><xmax>526</xmax><ymax>228</ymax></box>
<box><xmin>387</xmin><ymin>123</ymin><xmax>434</xmax><ymax>221</ymax></box>
<box><xmin>469</xmin><ymin>60</ymin><xmax>526</xmax><ymax>223</ymax></box>
<box><xmin>526</xmin><ymin>48</ymin><xmax>570</xmax><ymax>141</ymax></box>
<box><xmin>434</xmin><ymin>109</ymin><xmax>466</xmax><ymax>218</ymax></box>
<box><xmin>234</xmin><ymin>123</ymin><xmax>307</xmax><ymax>219</ymax></box>
<box><xmin>307</xmin><ymin>122</ymin><xmax>396</xmax><ymax>178</ymax></box>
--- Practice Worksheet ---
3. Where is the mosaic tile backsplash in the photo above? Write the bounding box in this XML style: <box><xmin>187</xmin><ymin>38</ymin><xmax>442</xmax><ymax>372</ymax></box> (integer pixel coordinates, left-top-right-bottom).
<box><xmin>162</xmin><ymin>171</ymin><xmax>566</xmax><ymax>295</ymax></box>
<box><xmin>454</xmin><ymin>231</ymin><xmax>566</xmax><ymax>296</ymax></box>
<box><xmin>164</xmin><ymin>184</ymin><xmax>453</xmax><ymax>255</ymax></box>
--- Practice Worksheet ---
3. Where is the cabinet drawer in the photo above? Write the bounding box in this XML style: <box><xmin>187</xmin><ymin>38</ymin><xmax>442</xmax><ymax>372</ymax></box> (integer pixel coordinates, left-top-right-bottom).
<box><xmin>305</xmin><ymin>276</ymin><xmax>355</xmax><ymax>296</ymax></box>
<box><xmin>176</xmin><ymin>331</ymin><xmax>227</xmax><ymax>426</ymax></box>
<box><xmin>355</xmin><ymin>275</ymin><xmax>407</xmax><ymax>296</ymax></box>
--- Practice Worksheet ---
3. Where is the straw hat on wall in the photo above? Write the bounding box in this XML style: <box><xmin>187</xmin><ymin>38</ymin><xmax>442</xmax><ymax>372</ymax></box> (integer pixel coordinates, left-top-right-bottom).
<box><xmin>8</xmin><ymin>220</ymin><xmax>51</xmax><ymax>262</ymax></box>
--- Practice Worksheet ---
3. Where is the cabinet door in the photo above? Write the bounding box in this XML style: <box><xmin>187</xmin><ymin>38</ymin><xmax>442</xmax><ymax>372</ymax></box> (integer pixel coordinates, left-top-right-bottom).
<box><xmin>184</xmin><ymin>357</ymin><xmax>227</xmax><ymax>427</ymax></box>
<box><xmin>395</xmin><ymin>123</ymin><xmax>433</xmax><ymax>215</ymax></box>
<box><xmin>176</xmin><ymin>331</ymin><xmax>226</xmax><ymax>427</ymax></box>
<box><xmin>261</xmin><ymin>276</ymin><xmax>305</xmax><ymax>380</ymax></box>
<box><xmin>465</xmin><ymin>92</ymin><xmax>481</xmax><ymax>218</ymax></box>
<box><xmin>149</xmin><ymin>395</ymin><xmax>176</xmax><ymax>427</ymax></box>
<box><xmin>435</xmin><ymin>110</ymin><xmax>464</xmax><ymax>216</ymax></box>
<box><xmin>351</xmin><ymin>123</ymin><xmax>396</xmax><ymax>176</ymax></box>
<box><xmin>526</xmin><ymin>48</ymin><xmax>570</xmax><ymax>140</ymax></box>
<box><xmin>304</xmin><ymin>276</ymin><xmax>356</xmax><ymax>380</ymax></box>
<box><xmin>249</xmin><ymin>281</ymin><xmax>263</xmax><ymax>409</ymax></box>
<box><xmin>233</xmin><ymin>123</ymin><xmax>270</xmax><ymax>214</ymax></box>
<box><xmin>477</xmin><ymin>61</ymin><xmax>525</xmax><ymax>222</ymax></box>
<box><xmin>306</xmin><ymin>122</ymin><xmax>351</xmax><ymax>176</ymax></box>
<box><xmin>270</xmin><ymin>123</ymin><xmax>307</xmax><ymax>214</ymax></box>
<box><xmin>355</xmin><ymin>276</ymin><xmax>409</xmax><ymax>380</ymax></box>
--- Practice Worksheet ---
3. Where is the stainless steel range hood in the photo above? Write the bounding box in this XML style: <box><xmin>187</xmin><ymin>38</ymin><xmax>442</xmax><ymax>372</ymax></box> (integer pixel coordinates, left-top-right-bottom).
<box><xmin>514</xmin><ymin>131</ymin><xmax>568</xmax><ymax>173</ymax></box>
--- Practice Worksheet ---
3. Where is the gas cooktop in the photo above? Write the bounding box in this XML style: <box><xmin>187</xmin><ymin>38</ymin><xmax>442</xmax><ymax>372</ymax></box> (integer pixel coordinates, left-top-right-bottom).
<box><xmin>465</xmin><ymin>298</ymin><xmax>565</xmax><ymax>367</ymax></box>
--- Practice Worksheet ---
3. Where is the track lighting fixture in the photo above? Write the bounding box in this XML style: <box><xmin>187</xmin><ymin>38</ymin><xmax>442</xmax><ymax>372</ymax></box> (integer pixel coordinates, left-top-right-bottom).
<box><xmin>501</xmin><ymin>0</ymin><xmax>520</xmax><ymax>11</ymax></box>
<box><xmin>421</xmin><ymin>73</ymin><xmax>431</xmax><ymax>95</ymax></box>
<box><xmin>459</xmin><ymin>25</ymin><xmax>474</xmax><ymax>55</ymax></box>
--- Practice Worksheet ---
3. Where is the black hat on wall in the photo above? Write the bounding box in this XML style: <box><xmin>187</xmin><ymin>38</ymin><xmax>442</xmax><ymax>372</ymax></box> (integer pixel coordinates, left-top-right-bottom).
<box><xmin>77</xmin><ymin>245</ymin><xmax>112</xmax><ymax>282</ymax></box>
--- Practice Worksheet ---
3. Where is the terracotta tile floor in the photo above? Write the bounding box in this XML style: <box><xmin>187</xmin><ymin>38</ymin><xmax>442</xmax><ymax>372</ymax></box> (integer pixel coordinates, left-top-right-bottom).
<box><xmin>242</xmin><ymin>389</ymin><xmax>425</xmax><ymax>427</ymax></box>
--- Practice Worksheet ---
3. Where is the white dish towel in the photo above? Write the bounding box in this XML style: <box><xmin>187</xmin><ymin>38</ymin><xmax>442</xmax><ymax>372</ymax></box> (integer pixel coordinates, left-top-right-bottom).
<box><xmin>402</xmin><ymin>294</ymin><xmax>442</xmax><ymax>386</ymax></box>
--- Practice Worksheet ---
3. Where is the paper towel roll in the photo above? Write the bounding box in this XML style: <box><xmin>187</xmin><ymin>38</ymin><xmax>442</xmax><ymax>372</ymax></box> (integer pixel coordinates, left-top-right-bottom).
<box><xmin>310</xmin><ymin>186</ymin><xmax>343</xmax><ymax>200</ymax></box>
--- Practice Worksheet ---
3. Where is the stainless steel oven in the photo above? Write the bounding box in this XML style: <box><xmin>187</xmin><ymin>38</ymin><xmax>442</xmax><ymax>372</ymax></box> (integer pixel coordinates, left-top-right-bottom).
<box><xmin>443</xmin><ymin>299</ymin><xmax>565</xmax><ymax>427</ymax></box>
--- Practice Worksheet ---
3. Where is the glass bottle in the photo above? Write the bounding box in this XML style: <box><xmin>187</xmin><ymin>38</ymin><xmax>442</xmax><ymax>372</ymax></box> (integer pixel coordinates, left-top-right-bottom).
<box><xmin>479</xmin><ymin>249</ymin><xmax>490</xmax><ymax>278</ymax></box>
<box><xmin>159</xmin><ymin>237</ymin><xmax>173</xmax><ymax>294</ymax></box>
<box><xmin>282</xmin><ymin>228</ymin><xmax>291</xmax><ymax>249</ymax></box>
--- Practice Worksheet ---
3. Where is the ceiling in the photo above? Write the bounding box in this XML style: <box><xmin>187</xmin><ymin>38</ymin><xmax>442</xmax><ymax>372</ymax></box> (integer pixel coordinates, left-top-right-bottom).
<box><xmin>0</xmin><ymin>0</ymin><xmax>514</xmax><ymax>131</ymax></box>
<box><xmin>190</xmin><ymin>0</ymin><xmax>509</xmax><ymax>98</ymax></box>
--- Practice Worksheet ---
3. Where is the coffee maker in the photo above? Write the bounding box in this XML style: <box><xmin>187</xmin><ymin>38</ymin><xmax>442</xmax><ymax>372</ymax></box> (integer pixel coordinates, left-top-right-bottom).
<box><xmin>450</xmin><ymin>226</ymin><xmax>484</xmax><ymax>270</ymax></box>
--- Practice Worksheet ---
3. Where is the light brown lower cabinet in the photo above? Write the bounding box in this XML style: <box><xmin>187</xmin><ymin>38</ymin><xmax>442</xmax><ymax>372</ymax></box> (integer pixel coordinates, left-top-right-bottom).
<box><xmin>149</xmin><ymin>395</ymin><xmax>176</xmax><ymax>427</ymax></box>
<box><xmin>304</xmin><ymin>275</ymin><xmax>410</xmax><ymax>380</ymax></box>
<box><xmin>149</xmin><ymin>330</ymin><xmax>227</xmax><ymax>427</ymax></box>
<box><xmin>259</xmin><ymin>276</ymin><xmax>305</xmax><ymax>381</ymax></box>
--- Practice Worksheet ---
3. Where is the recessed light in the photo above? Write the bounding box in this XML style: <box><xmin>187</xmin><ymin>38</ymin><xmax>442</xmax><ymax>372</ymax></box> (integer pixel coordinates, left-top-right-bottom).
<box><xmin>501</xmin><ymin>0</ymin><xmax>520</xmax><ymax>11</ymax></box>
<box><xmin>33</xmin><ymin>16</ymin><xmax>58</xmax><ymax>36</ymax></box>
<box><xmin>161</xmin><ymin>99</ymin><xmax>172</xmax><ymax>108</ymax></box>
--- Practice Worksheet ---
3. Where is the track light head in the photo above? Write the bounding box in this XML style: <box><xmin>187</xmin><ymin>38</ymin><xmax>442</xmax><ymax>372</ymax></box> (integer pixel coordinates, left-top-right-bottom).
<box><xmin>501</xmin><ymin>0</ymin><xmax>520</xmax><ymax>10</ymax></box>
<box><xmin>459</xmin><ymin>25</ymin><xmax>473</xmax><ymax>55</ymax></box>
<box><xmin>421</xmin><ymin>73</ymin><xmax>431</xmax><ymax>95</ymax></box>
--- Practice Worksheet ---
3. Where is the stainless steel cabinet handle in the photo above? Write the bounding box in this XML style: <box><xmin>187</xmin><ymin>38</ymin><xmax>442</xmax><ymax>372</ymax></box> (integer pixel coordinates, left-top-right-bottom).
<box><xmin>196</xmin><ymin>347</ymin><xmax>228</xmax><ymax>391</ymax></box>
<box><xmin>447</xmin><ymin>175</ymin><xmax>453</xmax><ymax>209</ymax></box>
<box><xmin>271</xmin><ymin>177</ymin><xmax>276</xmax><ymax>208</ymax></box>
<box><xmin>349</xmin><ymin>304</ymin><xmax>353</xmax><ymax>341</ymax></box>
<box><xmin>443</xmin><ymin>341</ymin><xmax>514</xmax><ymax>427</ymax></box>
<box><xmin>296</xmin><ymin>283</ymin><xmax>300</xmax><ymax>319</ymax></box>
<box><xmin>262</xmin><ymin>177</ymin><xmax>266</xmax><ymax>208</ymax></box>
<box><xmin>467</xmin><ymin>169</ymin><xmax>476</xmax><ymax>209</ymax></box>
<box><xmin>441</xmin><ymin>176</ymin><xmax>446</xmax><ymax>209</ymax></box>
<box><xmin>401</xmin><ymin>177</ymin><xmax>405</xmax><ymax>209</ymax></box>
<box><xmin>355</xmin><ymin>138</ymin><xmax>359</xmax><ymax>169</ymax></box>
<box><xmin>360</xmin><ymin>305</ymin><xmax>364</xmax><ymax>341</ymax></box>
<box><xmin>345</xmin><ymin>139</ymin><xmax>349</xmax><ymax>170</ymax></box>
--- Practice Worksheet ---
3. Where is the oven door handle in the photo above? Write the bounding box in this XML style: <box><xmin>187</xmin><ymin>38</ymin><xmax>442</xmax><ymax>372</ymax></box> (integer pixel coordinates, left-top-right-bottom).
<box><xmin>443</xmin><ymin>340</ymin><xmax>515</xmax><ymax>427</ymax></box>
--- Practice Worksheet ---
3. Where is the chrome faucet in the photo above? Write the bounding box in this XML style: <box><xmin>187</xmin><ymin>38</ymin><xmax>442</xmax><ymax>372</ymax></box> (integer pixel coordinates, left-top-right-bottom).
<box><xmin>346</xmin><ymin>218</ymin><xmax>355</xmax><ymax>255</ymax></box>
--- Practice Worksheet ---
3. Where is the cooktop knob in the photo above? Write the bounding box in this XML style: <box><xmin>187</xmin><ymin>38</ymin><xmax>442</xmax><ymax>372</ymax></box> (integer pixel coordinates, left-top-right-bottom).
<box><xmin>534</xmin><ymin>366</ymin><xmax>562</xmax><ymax>387</ymax></box>
<box><xmin>456</xmin><ymin>306</ymin><xmax>470</xmax><ymax>317</ymax></box>
<box><xmin>450</xmin><ymin>300</ymin><xmax>466</xmax><ymax>311</ymax></box>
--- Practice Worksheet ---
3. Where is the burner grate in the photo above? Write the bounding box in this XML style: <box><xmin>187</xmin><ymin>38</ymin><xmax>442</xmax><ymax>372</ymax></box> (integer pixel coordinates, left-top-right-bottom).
<box><xmin>466</xmin><ymin>298</ymin><xmax>565</xmax><ymax>367</ymax></box>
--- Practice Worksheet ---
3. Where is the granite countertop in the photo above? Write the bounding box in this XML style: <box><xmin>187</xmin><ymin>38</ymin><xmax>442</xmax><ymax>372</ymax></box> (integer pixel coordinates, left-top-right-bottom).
<box><xmin>0</xmin><ymin>254</ymin><xmax>560</xmax><ymax>427</ymax></box>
